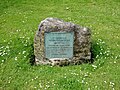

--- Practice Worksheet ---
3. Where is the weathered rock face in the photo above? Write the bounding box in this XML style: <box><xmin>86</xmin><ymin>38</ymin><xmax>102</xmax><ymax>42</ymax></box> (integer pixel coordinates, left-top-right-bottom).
<box><xmin>34</xmin><ymin>18</ymin><xmax>91</xmax><ymax>66</ymax></box>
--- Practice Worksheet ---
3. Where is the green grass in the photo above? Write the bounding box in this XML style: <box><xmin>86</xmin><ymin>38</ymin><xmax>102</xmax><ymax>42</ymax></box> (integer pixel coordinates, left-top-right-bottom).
<box><xmin>0</xmin><ymin>0</ymin><xmax>120</xmax><ymax>90</ymax></box>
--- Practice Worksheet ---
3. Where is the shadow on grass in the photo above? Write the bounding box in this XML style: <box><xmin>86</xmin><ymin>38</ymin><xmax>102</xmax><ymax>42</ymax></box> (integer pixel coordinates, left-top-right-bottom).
<box><xmin>28</xmin><ymin>44</ymin><xmax>35</xmax><ymax>65</ymax></box>
<box><xmin>90</xmin><ymin>39</ymin><xmax>106</xmax><ymax>63</ymax></box>
<box><xmin>90</xmin><ymin>42</ymin><xmax>100</xmax><ymax>63</ymax></box>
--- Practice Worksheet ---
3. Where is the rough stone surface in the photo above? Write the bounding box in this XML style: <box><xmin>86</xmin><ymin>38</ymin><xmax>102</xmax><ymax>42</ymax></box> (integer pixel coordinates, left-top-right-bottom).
<box><xmin>34</xmin><ymin>18</ymin><xmax>91</xmax><ymax>66</ymax></box>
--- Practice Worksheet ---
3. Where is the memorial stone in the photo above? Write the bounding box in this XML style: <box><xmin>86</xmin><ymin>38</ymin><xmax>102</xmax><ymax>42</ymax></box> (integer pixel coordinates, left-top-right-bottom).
<box><xmin>34</xmin><ymin>18</ymin><xmax>91</xmax><ymax>66</ymax></box>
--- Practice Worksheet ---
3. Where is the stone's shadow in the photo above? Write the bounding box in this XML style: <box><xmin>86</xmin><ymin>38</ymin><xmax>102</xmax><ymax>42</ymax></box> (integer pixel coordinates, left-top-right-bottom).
<box><xmin>28</xmin><ymin>44</ymin><xmax>35</xmax><ymax>65</ymax></box>
<box><xmin>90</xmin><ymin>40</ymin><xmax>102</xmax><ymax>63</ymax></box>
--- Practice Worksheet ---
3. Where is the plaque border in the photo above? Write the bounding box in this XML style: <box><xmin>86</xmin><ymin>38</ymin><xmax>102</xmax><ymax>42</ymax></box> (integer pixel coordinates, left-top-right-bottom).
<box><xmin>44</xmin><ymin>31</ymin><xmax>74</xmax><ymax>59</ymax></box>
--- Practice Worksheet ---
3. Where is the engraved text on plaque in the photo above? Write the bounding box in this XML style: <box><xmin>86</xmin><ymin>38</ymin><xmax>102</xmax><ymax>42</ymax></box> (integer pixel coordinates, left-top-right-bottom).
<box><xmin>45</xmin><ymin>32</ymin><xmax>74</xmax><ymax>59</ymax></box>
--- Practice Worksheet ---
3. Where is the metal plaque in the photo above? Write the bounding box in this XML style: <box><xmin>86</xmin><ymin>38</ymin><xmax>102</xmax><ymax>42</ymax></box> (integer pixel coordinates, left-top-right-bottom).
<box><xmin>45</xmin><ymin>32</ymin><xmax>74</xmax><ymax>59</ymax></box>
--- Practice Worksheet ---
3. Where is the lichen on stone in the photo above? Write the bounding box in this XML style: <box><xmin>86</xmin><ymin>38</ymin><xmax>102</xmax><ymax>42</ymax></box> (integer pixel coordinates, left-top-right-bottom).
<box><xmin>34</xmin><ymin>17</ymin><xmax>91</xmax><ymax>66</ymax></box>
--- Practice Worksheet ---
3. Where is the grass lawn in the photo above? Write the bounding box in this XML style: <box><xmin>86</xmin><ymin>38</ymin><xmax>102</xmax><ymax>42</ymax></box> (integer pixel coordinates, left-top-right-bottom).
<box><xmin>0</xmin><ymin>0</ymin><xmax>120</xmax><ymax>90</ymax></box>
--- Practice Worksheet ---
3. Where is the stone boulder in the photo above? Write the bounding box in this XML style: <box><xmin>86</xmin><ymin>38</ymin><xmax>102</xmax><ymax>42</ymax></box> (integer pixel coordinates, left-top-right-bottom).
<box><xmin>34</xmin><ymin>18</ymin><xmax>91</xmax><ymax>66</ymax></box>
